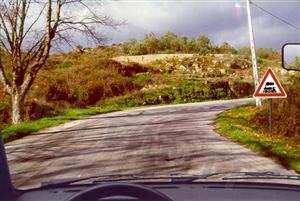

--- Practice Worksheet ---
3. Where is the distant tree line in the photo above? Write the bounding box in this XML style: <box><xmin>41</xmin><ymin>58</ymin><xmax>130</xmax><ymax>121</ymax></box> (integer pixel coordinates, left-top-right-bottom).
<box><xmin>121</xmin><ymin>31</ymin><xmax>279</xmax><ymax>59</ymax></box>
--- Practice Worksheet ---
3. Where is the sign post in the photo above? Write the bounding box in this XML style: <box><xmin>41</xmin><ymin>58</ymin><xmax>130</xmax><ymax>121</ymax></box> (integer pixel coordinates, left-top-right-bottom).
<box><xmin>268</xmin><ymin>99</ymin><xmax>272</xmax><ymax>133</ymax></box>
<box><xmin>253</xmin><ymin>68</ymin><xmax>287</xmax><ymax>133</ymax></box>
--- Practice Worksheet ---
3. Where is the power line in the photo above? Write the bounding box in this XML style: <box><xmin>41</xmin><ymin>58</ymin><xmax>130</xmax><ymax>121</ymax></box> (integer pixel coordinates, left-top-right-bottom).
<box><xmin>250</xmin><ymin>1</ymin><xmax>300</xmax><ymax>31</ymax></box>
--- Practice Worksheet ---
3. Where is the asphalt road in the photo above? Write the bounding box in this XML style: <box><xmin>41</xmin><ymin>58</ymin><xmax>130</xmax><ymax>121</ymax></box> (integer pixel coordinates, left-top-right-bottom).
<box><xmin>5</xmin><ymin>98</ymin><xmax>296</xmax><ymax>189</ymax></box>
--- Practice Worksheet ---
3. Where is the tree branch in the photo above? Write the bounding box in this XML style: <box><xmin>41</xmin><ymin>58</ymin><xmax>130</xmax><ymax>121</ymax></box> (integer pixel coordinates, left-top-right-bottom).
<box><xmin>0</xmin><ymin>55</ymin><xmax>12</xmax><ymax>94</ymax></box>
<box><xmin>21</xmin><ymin>0</ymin><xmax>63</xmax><ymax>95</ymax></box>
<box><xmin>0</xmin><ymin>5</ymin><xmax>14</xmax><ymax>50</ymax></box>
<box><xmin>18</xmin><ymin>0</ymin><xmax>28</xmax><ymax>44</ymax></box>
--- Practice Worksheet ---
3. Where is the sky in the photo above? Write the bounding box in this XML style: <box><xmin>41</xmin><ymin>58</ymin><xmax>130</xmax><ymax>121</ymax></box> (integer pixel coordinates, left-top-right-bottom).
<box><xmin>13</xmin><ymin>0</ymin><xmax>300</xmax><ymax>51</ymax></box>
<box><xmin>97</xmin><ymin>0</ymin><xmax>300</xmax><ymax>50</ymax></box>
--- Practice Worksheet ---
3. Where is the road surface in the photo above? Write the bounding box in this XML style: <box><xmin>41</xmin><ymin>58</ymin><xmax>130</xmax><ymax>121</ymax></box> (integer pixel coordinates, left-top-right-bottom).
<box><xmin>5</xmin><ymin>98</ymin><xmax>296</xmax><ymax>189</ymax></box>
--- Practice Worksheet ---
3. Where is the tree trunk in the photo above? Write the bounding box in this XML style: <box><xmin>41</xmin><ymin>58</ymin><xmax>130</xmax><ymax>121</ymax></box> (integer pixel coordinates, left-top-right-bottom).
<box><xmin>11</xmin><ymin>92</ymin><xmax>24</xmax><ymax>124</ymax></box>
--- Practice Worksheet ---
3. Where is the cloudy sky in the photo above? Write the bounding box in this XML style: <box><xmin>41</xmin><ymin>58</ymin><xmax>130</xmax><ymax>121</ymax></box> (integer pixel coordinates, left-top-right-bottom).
<box><xmin>99</xmin><ymin>0</ymin><xmax>300</xmax><ymax>50</ymax></box>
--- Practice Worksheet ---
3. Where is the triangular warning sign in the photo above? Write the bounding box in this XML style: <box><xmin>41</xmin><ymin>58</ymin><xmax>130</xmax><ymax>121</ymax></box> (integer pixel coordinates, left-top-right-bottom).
<box><xmin>253</xmin><ymin>68</ymin><xmax>287</xmax><ymax>98</ymax></box>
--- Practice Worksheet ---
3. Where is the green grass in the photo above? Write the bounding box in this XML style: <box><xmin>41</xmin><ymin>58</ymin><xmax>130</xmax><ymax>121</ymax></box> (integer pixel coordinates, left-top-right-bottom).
<box><xmin>216</xmin><ymin>105</ymin><xmax>300</xmax><ymax>173</ymax></box>
<box><xmin>1</xmin><ymin>100</ymin><xmax>129</xmax><ymax>143</ymax></box>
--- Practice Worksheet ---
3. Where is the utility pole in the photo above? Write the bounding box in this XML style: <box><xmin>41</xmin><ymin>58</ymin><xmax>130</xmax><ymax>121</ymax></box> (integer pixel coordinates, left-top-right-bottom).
<box><xmin>246</xmin><ymin>0</ymin><xmax>261</xmax><ymax>106</ymax></box>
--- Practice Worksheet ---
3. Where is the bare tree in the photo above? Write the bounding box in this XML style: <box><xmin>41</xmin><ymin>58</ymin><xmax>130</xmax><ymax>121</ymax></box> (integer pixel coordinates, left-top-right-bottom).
<box><xmin>0</xmin><ymin>0</ymin><xmax>119</xmax><ymax>124</ymax></box>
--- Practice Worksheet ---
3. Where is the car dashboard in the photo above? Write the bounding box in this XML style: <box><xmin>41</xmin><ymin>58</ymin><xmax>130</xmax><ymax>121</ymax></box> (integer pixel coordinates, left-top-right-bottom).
<box><xmin>10</xmin><ymin>181</ymin><xmax>300</xmax><ymax>201</ymax></box>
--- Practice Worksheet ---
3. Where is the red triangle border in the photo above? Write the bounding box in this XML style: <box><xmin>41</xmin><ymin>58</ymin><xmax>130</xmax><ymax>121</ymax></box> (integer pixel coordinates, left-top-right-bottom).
<box><xmin>253</xmin><ymin>68</ymin><xmax>287</xmax><ymax>98</ymax></box>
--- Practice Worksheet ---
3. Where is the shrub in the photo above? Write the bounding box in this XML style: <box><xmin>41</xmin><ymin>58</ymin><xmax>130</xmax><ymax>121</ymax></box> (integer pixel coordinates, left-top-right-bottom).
<box><xmin>256</xmin><ymin>48</ymin><xmax>280</xmax><ymax>60</ymax></box>
<box><xmin>237</xmin><ymin>47</ymin><xmax>280</xmax><ymax>61</ymax></box>
<box><xmin>216</xmin><ymin>42</ymin><xmax>237</xmax><ymax>54</ymax></box>
<box><xmin>0</xmin><ymin>101</ymin><xmax>10</xmax><ymax>124</ymax></box>
<box><xmin>176</xmin><ymin>79</ymin><xmax>208</xmax><ymax>102</ymax></box>
<box><xmin>25</xmin><ymin>101</ymin><xmax>57</xmax><ymax>120</ymax></box>
<box><xmin>121</xmin><ymin>32</ymin><xmax>216</xmax><ymax>55</ymax></box>
<box><xmin>208</xmin><ymin>81</ymin><xmax>233</xmax><ymax>99</ymax></box>
<box><xmin>231</xmin><ymin>81</ymin><xmax>254</xmax><ymax>98</ymax></box>
<box><xmin>111</xmin><ymin>61</ymin><xmax>149</xmax><ymax>76</ymax></box>
<box><xmin>31</xmin><ymin>53</ymin><xmax>142</xmax><ymax>107</ymax></box>
<box><xmin>132</xmin><ymin>73</ymin><xmax>154</xmax><ymax>89</ymax></box>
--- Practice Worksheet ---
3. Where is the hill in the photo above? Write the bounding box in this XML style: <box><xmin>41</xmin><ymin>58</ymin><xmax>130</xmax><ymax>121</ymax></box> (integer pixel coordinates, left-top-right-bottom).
<box><xmin>0</xmin><ymin>34</ymin><xmax>292</xmax><ymax>142</ymax></box>
<box><xmin>0</xmin><ymin>50</ymin><xmax>274</xmax><ymax>123</ymax></box>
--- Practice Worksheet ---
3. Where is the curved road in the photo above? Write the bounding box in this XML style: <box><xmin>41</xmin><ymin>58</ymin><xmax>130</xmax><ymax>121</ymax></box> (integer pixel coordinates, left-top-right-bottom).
<box><xmin>5</xmin><ymin>98</ymin><xmax>295</xmax><ymax>189</ymax></box>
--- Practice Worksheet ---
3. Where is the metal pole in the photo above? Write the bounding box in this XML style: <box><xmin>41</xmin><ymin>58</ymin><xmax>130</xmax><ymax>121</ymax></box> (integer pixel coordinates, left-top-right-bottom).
<box><xmin>269</xmin><ymin>99</ymin><xmax>272</xmax><ymax>133</ymax></box>
<box><xmin>246</xmin><ymin>0</ymin><xmax>261</xmax><ymax>106</ymax></box>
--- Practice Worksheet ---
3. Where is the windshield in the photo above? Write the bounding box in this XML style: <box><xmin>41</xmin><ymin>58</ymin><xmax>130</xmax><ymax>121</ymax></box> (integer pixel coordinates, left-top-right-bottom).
<box><xmin>1</xmin><ymin>0</ymin><xmax>299</xmax><ymax>190</ymax></box>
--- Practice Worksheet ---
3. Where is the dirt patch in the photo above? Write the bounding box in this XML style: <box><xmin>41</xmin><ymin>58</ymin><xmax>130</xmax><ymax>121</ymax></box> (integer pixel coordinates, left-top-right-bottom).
<box><xmin>113</xmin><ymin>54</ymin><xmax>194</xmax><ymax>65</ymax></box>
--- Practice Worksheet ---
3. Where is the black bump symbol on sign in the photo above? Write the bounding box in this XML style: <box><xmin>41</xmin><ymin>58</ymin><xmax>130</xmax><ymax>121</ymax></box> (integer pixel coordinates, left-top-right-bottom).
<box><xmin>263</xmin><ymin>82</ymin><xmax>276</xmax><ymax>93</ymax></box>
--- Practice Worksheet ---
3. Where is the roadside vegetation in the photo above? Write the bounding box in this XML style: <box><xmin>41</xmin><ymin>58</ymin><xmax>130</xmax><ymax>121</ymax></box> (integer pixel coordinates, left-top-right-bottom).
<box><xmin>121</xmin><ymin>31</ymin><xmax>279</xmax><ymax>58</ymax></box>
<box><xmin>217</xmin><ymin>74</ymin><xmax>300</xmax><ymax>172</ymax></box>
<box><xmin>0</xmin><ymin>32</ymin><xmax>289</xmax><ymax>143</ymax></box>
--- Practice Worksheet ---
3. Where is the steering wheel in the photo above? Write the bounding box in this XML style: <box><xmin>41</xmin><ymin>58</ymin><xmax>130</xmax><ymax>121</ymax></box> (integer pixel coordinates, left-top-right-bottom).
<box><xmin>66</xmin><ymin>183</ymin><xmax>174</xmax><ymax>201</ymax></box>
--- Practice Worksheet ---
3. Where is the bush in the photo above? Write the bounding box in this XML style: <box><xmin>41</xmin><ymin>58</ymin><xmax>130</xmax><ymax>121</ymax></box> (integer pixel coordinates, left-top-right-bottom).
<box><xmin>97</xmin><ymin>78</ymin><xmax>245</xmax><ymax>109</ymax></box>
<box><xmin>175</xmin><ymin>79</ymin><xmax>207</xmax><ymax>102</ymax></box>
<box><xmin>112</xmin><ymin>61</ymin><xmax>149</xmax><ymax>77</ymax></box>
<box><xmin>237</xmin><ymin>47</ymin><xmax>280</xmax><ymax>61</ymax></box>
<box><xmin>31</xmin><ymin>53</ymin><xmax>142</xmax><ymax>107</ymax></box>
<box><xmin>121</xmin><ymin>32</ymin><xmax>216</xmax><ymax>55</ymax></box>
<box><xmin>0</xmin><ymin>101</ymin><xmax>10</xmax><ymax>124</ymax></box>
<box><xmin>25</xmin><ymin>101</ymin><xmax>57</xmax><ymax>120</ymax></box>
<box><xmin>208</xmin><ymin>81</ymin><xmax>233</xmax><ymax>99</ymax></box>
<box><xmin>231</xmin><ymin>81</ymin><xmax>254</xmax><ymax>98</ymax></box>
<box><xmin>143</xmin><ymin>87</ymin><xmax>177</xmax><ymax>105</ymax></box>
<box><xmin>256</xmin><ymin>48</ymin><xmax>280</xmax><ymax>60</ymax></box>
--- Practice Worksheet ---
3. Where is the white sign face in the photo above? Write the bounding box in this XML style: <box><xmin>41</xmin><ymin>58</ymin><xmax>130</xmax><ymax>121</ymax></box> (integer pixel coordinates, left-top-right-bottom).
<box><xmin>257</xmin><ymin>74</ymin><xmax>280</xmax><ymax>94</ymax></box>
<box><xmin>253</xmin><ymin>68</ymin><xmax>287</xmax><ymax>98</ymax></box>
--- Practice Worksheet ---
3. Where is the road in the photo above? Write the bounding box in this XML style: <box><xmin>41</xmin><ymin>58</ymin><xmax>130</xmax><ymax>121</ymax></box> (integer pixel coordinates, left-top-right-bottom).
<box><xmin>5</xmin><ymin>98</ymin><xmax>296</xmax><ymax>189</ymax></box>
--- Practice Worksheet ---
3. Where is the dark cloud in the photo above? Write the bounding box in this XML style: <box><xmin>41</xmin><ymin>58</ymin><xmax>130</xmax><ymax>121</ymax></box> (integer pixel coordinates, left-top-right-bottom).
<box><xmin>103</xmin><ymin>0</ymin><xmax>300</xmax><ymax>49</ymax></box>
